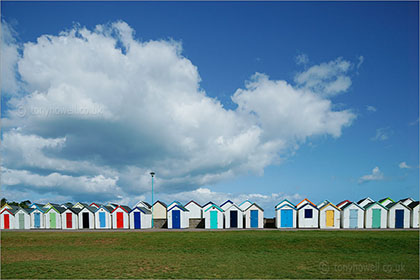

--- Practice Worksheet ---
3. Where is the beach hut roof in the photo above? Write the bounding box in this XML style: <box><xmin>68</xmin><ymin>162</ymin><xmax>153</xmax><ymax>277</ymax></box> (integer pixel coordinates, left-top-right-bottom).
<box><xmin>378</xmin><ymin>197</ymin><xmax>395</xmax><ymax>204</ymax></box>
<box><xmin>153</xmin><ymin>200</ymin><xmax>167</xmax><ymax>207</ymax></box>
<box><xmin>319</xmin><ymin>202</ymin><xmax>341</xmax><ymax>211</ymax></box>
<box><xmin>297</xmin><ymin>202</ymin><xmax>318</xmax><ymax>210</ymax></box>
<box><xmin>407</xmin><ymin>201</ymin><xmax>419</xmax><ymax>209</ymax></box>
<box><xmin>275</xmin><ymin>199</ymin><xmax>296</xmax><ymax>209</ymax></box>
<box><xmin>45</xmin><ymin>206</ymin><xmax>66</xmax><ymax>214</ymax></box>
<box><xmin>340</xmin><ymin>202</ymin><xmax>364</xmax><ymax>211</ymax></box>
<box><xmin>244</xmin><ymin>203</ymin><xmax>264</xmax><ymax>212</ymax></box>
<box><xmin>30</xmin><ymin>203</ymin><xmax>46</xmax><ymax>210</ymax></box>
<box><xmin>129</xmin><ymin>206</ymin><xmax>152</xmax><ymax>214</ymax></box>
<box><xmin>89</xmin><ymin>202</ymin><xmax>102</xmax><ymax>208</ymax></box>
<box><xmin>276</xmin><ymin>203</ymin><xmax>297</xmax><ymax>210</ymax></box>
<box><xmin>399</xmin><ymin>197</ymin><xmax>414</xmax><ymax>202</ymax></box>
<box><xmin>95</xmin><ymin>205</ymin><xmax>114</xmax><ymax>213</ymax></box>
<box><xmin>357</xmin><ymin>197</ymin><xmax>374</xmax><ymax>204</ymax></box>
<box><xmin>18</xmin><ymin>207</ymin><xmax>35</xmax><ymax>214</ymax></box>
<box><xmin>363</xmin><ymin>201</ymin><xmax>388</xmax><ymax>210</ymax></box>
<box><xmin>72</xmin><ymin>202</ymin><xmax>89</xmax><ymax>208</ymax></box>
<box><xmin>337</xmin><ymin>200</ymin><xmax>351</xmax><ymax>208</ymax></box>
<box><xmin>225</xmin><ymin>204</ymin><xmax>242</xmax><ymax>212</ymax></box>
<box><xmin>238</xmin><ymin>200</ymin><xmax>252</xmax><ymax>207</ymax></box>
<box><xmin>1</xmin><ymin>206</ymin><xmax>20</xmax><ymax>215</ymax></box>
<box><xmin>220</xmin><ymin>200</ymin><xmax>234</xmax><ymax>208</ymax></box>
<box><xmin>168</xmin><ymin>204</ymin><xmax>189</xmax><ymax>212</ymax></box>
<box><xmin>184</xmin><ymin>200</ymin><xmax>202</xmax><ymax>208</ymax></box>
<box><xmin>204</xmin><ymin>204</ymin><xmax>224</xmax><ymax>212</ymax></box>
<box><xmin>296</xmin><ymin>198</ymin><xmax>316</xmax><ymax>208</ymax></box>
<box><xmin>386</xmin><ymin>201</ymin><xmax>410</xmax><ymax>210</ymax></box>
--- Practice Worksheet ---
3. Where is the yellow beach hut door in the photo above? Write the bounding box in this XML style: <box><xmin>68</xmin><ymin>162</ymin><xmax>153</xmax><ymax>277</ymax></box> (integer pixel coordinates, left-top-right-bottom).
<box><xmin>326</xmin><ymin>210</ymin><xmax>334</xmax><ymax>227</ymax></box>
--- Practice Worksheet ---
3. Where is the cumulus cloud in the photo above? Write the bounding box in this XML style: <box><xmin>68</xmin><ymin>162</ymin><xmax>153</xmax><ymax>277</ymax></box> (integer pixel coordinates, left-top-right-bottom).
<box><xmin>357</xmin><ymin>55</ymin><xmax>364</xmax><ymax>69</ymax></box>
<box><xmin>1</xmin><ymin>20</ymin><xmax>21</xmax><ymax>95</ymax></box>
<box><xmin>399</xmin><ymin>162</ymin><xmax>411</xmax><ymax>169</ymax></box>
<box><xmin>358</xmin><ymin>167</ymin><xmax>384</xmax><ymax>184</ymax></box>
<box><xmin>295</xmin><ymin>53</ymin><xmax>309</xmax><ymax>65</ymax></box>
<box><xmin>371</xmin><ymin>127</ymin><xmax>393</xmax><ymax>141</ymax></box>
<box><xmin>366</xmin><ymin>105</ymin><xmax>377</xmax><ymax>112</ymax></box>
<box><xmin>1</xmin><ymin>21</ymin><xmax>356</xmax><ymax>202</ymax></box>
<box><xmin>294</xmin><ymin>57</ymin><xmax>353</xmax><ymax>97</ymax></box>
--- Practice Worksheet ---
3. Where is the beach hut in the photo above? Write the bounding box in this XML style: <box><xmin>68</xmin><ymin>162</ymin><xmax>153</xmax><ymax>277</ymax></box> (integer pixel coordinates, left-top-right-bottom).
<box><xmin>244</xmin><ymin>203</ymin><xmax>264</xmax><ymax>228</ymax></box>
<box><xmin>319</xmin><ymin>203</ymin><xmax>341</xmax><ymax>229</ymax></box>
<box><xmin>378</xmin><ymin>197</ymin><xmax>395</xmax><ymax>207</ymax></box>
<box><xmin>167</xmin><ymin>204</ymin><xmax>189</xmax><ymax>229</ymax></box>
<box><xmin>364</xmin><ymin>202</ymin><xmax>388</xmax><ymax>229</ymax></box>
<box><xmin>94</xmin><ymin>205</ymin><xmax>114</xmax><ymax>229</ymax></box>
<box><xmin>29</xmin><ymin>203</ymin><xmax>45</xmax><ymax>209</ymax></box>
<box><xmin>224</xmin><ymin>204</ymin><xmax>243</xmax><ymax>229</ymax></box>
<box><xmin>129</xmin><ymin>207</ymin><xmax>152</xmax><ymax>229</ymax></box>
<box><xmin>61</xmin><ymin>202</ymin><xmax>74</xmax><ymax>209</ymax></box>
<box><xmin>0</xmin><ymin>207</ymin><xmax>18</xmax><ymax>229</ymax></box>
<box><xmin>275</xmin><ymin>199</ymin><xmax>297</xmax><ymax>228</ymax></box>
<box><xmin>408</xmin><ymin>201</ymin><xmax>419</xmax><ymax>228</ymax></box>
<box><xmin>30</xmin><ymin>205</ymin><xmax>47</xmax><ymax>229</ymax></box>
<box><xmin>167</xmin><ymin>201</ymin><xmax>183</xmax><ymax>210</ymax></box>
<box><xmin>204</xmin><ymin>204</ymin><xmax>224</xmax><ymax>229</ymax></box>
<box><xmin>14</xmin><ymin>208</ymin><xmax>32</xmax><ymax>229</ymax></box>
<box><xmin>340</xmin><ymin>202</ymin><xmax>365</xmax><ymax>229</ymax></box>
<box><xmin>0</xmin><ymin>203</ymin><xmax>13</xmax><ymax>212</ymax></box>
<box><xmin>89</xmin><ymin>203</ymin><xmax>101</xmax><ymax>209</ymax></box>
<box><xmin>239</xmin><ymin>200</ymin><xmax>253</xmax><ymax>211</ymax></box>
<box><xmin>111</xmin><ymin>205</ymin><xmax>131</xmax><ymax>229</ymax></box>
<box><xmin>62</xmin><ymin>208</ymin><xmax>80</xmax><ymax>229</ymax></box>
<box><xmin>185</xmin><ymin>201</ymin><xmax>202</xmax><ymax>219</ymax></box>
<box><xmin>152</xmin><ymin>201</ymin><xmax>167</xmax><ymax>219</ymax></box>
<box><xmin>220</xmin><ymin>200</ymin><xmax>234</xmax><ymax>211</ymax></box>
<box><xmin>357</xmin><ymin>197</ymin><xmax>374</xmax><ymax>208</ymax></box>
<box><xmin>386</xmin><ymin>202</ymin><xmax>410</xmax><ymax>229</ymax></box>
<box><xmin>297</xmin><ymin>200</ymin><xmax>319</xmax><ymax>228</ymax></box>
<box><xmin>44</xmin><ymin>203</ymin><xmax>61</xmax><ymax>209</ymax></box>
<box><xmin>134</xmin><ymin>201</ymin><xmax>152</xmax><ymax>209</ymax></box>
<box><xmin>72</xmin><ymin>202</ymin><xmax>89</xmax><ymax>209</ymax></box>
<box><xmin>399</xmin><ymin>198</ymin><xmax>415</xmax><ymax>206</ymax></box>
<box><xmin>337</xmin><ymin>200</ymin><xmax>351</xmax><ymax>208</ymax></box>
<box><xmin>78</xmin><ymin>206</ymin><xmax>96</xmax><ymax>229</ymax></box>
<box><xmin>106</xmin><ymin>203</ymin><xmax>119</xmax><ymax>209</ymax></box>
<box><xmin>45</xmin><ymin>206</ymin><xmax>65</xmax><ymax>229</ymax></box>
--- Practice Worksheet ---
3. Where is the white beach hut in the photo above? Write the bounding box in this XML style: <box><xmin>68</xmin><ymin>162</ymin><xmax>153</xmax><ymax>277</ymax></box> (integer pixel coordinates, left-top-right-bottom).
<box><xmin>204</xmin><ymin>204</ymin><xmax>224</xmax><ymax>229</ymax></box>
<box><xmin>135</xmin><ymin>201</ymin><xmax>152</xmax><ymax>210</ymax></box>
<box><xmin>152</xmin><ymin>200</ymin><xmax>167</xmax><ymax>219</ymax></box>
<box><xmin>399</xmin><ymin>198</ymin><xmax>414</xmax><ymax>206</ymax></box>
<box><xmin>14</xmin><ymin>208</ymin><xmax>32</xmax><ymax>230</ymax></box>
<box><xmin>364</xmin><ymin>202</ymin><xmax>387</xmax><ymax>229</ymax></box>
<box><xmin>275</xmin><ymin>199</ymin><xmax>297</xmax><ymax>228</ymax></box>
<box><xmin>297</xmin><ymin>199</ymin><xmax>319</xmax><ymax>228</ymax></box>
<box><xmin>78</xmin><ymin>206</ymin><xmax>96</xmax><ymax>229</ymax></box>
<box><xmin>184</xmin><ymin>200</ymin><xmax>203</xmax><ymax>219</ymax></box>
<box><xmin>30</xmin><ymin>205</ymin><xmax>47</xmax><ymax>229</ymax></box>
<box><xmin>386</xmin><ymin>202</ymin><xmax>410</xmax><ymax>229</ymax></box>
<box><xmin>62</xmin><ymin>208</ymin><xmax>79</xmax><ymax>230</ymax></box>
<box><xmin>244</xmin><ymin>203</ymin><xmax>264</xmax><ymax>229</ymax></box>
<box><xmin>94</xmin><ymin>205</ymin><xmax>113</xmax><ymax>229</ymax></box>
<box><xmin>129</xmin><ymin>207</ymin><xmax>152</xmax><ymax>229</ymax></box>
<box><xmin>167</xmin><ymin>204</ymin><xmax>189</xmax><ymax>229</ymax></box>
<box><xmin>407</xmin><ymin>201</ymin><xmax>419</xmax><ymax>228</ymax></box>
<box><xmin>220</xmin><ymin>200</ymin><xmax>234</xmax><ymax>211</ymax></box>
<box><xmin>111</xmin><ymin>205</ymin><xmax>131</xmax><ymax>229</ymax></box>
<box><xmin>0</xmin><ymin>207</ymin><xmax>18</xmax><ymax>229</ymax></box>
<box><xmin>45</xmin><ymin>206</ymin><xmax>65</xmax><ymax>229</ymax></box>
<box><xmin>224</xmin><ymin>204</ymin><xmax>243</xmax><ymax>229</ymax></box>
<box><xmin>340</xmin><ymin>202</ymin><xmax>365</xmax><ymax>229</ymax></box>
<box><xmin>319</xmin><ymin>203</ymin><xmax>341</xmax><ymax>229</ymax></box>
<box><xmin>238</xmin><ymin>200</ymin><xmax>253</xmax><ymax>211</ymax></box>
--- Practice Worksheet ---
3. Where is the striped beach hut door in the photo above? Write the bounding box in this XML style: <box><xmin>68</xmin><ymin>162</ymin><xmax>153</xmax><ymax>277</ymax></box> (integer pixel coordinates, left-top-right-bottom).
<box><xmin>19</xmin><ymin>213</ymin><xmax>25</xmax><ymax>229</ymax></box>
<box><xmin>34</xmin><ymin>212</ymin><xmax>40</xmax><ymax>228</ymax></box>
<box><xmin>66</xmin><ymin>213</ymin><xmax>72</xmax><ymax>228</ymax></box>
<box><xmin>50</xmin><ymin>212</ymin><xmax>56</xmax><ymax>228</ymax></box>
<box><xmin>210</xmin><ymin>211</ymin><xmax>218</xmax><ymax>229</ymax></box>
<box><xmin>349</xmin><ymin>209</ymin><xmax>358</xmax><ymax>228</ymax></box>
<box><xmin>326</xmin><ymin>210</ymin><xmax>334</xmax><ymax>227</ymax></box>
<box><xmin>4</xmin><ymin>214</ymin><xmax>10</xmax><ymax>229</ymax></box>
<box><xmin>395</xmin><ymin>210</ymin><xmax>404</xmax><ymax>228</ymax></box>
<box><xmin>134</xmin><ymin>212</ymin><xmax>141</xmax><ymax>229</ymax></box>
<box><xmin>250</xmin><ymin>210</ymin><xmax>258</xmax><ymax>228</ymax></box>
<box><xmin>281</xmin><ymin>209</ymin><xmax>293</xmax><ymax>227</ymax></box>
<box><xmin>372</xmin><ymin>209</ymin><xmax>381</xmax><ymax>228</ymax></box>
<box><xmin>99</xmin><ymin>212</ymin><xmax>106</xmax><ymax>228</ymax></box>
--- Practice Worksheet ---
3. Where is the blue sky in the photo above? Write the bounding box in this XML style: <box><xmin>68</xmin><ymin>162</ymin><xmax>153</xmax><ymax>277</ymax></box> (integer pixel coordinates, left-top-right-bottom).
<box><xmin>1</xmin><ymin>1</ymin><xmax>418</xmax><ymax>216</ymax></box>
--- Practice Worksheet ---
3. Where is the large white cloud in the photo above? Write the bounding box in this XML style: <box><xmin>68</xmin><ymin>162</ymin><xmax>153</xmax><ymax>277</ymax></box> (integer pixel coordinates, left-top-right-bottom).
<box><xmin>1</xmin><ymin>21</ymin><xmax>356</xmax><ymax>203</ymax></box>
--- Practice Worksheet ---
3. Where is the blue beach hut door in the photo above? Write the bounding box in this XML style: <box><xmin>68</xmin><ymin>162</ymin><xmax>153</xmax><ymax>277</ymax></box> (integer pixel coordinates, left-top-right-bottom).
<box><xmin>395</xmin><ymin>209</ymin><xmax>404</xmax><ymax>228</ymax></box>
<box><xmin>134</xmin><ymin>212</ymin><xmax>141</xmax><ymax>229</ymax></box>
<box><xmin>172</xmin><ymin>210</ymin><xmax>181</xmax><ymax>229</ymax></box>
<box><xmin>99</xmin><ymin>212</ymin><xmax>106</xmax><ymax>228</ymax></box>
<box><xmin>281</xmin><ymin>209</ymin><xmax>293</xmax><ymax>227</ymax></box>
<box><xmin>349</xmin><ymin>209</ymin><xmax>358</xmax><ymax>228</ymax></box>
<box><xmin>250</xmin><ymin>210</ymin><xmax>258</xmax><ymax>228</ymax></box>
<box><xmin>34</xmin><ymin>212</ymin><xmax>40</xmax><ymax>228</ymax></box>
<box><xmin>230</xmin><ymin>210</ymin><xmax>238</xmax><ymax>228</ymax></box>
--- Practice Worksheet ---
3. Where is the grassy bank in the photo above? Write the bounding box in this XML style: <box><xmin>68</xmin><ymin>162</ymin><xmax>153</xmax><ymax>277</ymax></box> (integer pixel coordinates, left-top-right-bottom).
<box><xmin>1</xmin><ymin>230</ymin><xmax>418</xmax><ymax>278</ymax></box>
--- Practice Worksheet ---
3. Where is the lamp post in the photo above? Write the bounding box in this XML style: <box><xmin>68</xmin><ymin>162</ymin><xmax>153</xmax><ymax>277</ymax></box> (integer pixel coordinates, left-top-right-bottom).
<box><xmin>150</xmin><ymin>172</ymin><xmax>155</xmax><ymax>228</ymax></box>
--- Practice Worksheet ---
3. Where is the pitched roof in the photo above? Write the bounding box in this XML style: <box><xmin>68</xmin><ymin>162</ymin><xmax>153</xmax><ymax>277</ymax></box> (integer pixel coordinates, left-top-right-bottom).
<box><xmin>399</xmin><ymin>197</ymin><xmax>414</xmax><ymax>202</ymax></box>
<box><xmin>153</xmin><ymin>200</ymin><xmax>167</xmax><ymax>207</ymax></box>
<box><xmin>96</xmin><ymin>205</ymin><xmax>114</xmax><ymax>213</ymax></box>
<box><xmin>238</xmin><ymin>200</ymin><xmax>252</xmax><ymax>206</ymax></box>
<box><xmin>168</xmin><ymin>201</ymin><xmax>183</xmax><ymax>207</ymax></box>
<box><xmin>30</xmin><ymin>203</ymin><xmax>46</xmax><ymax>210</ymax></box>
<box><xmin>408</xmin><ymin>201</ymin><xmax>419</xmax><ymax>210</ymax></box>
<box><xmin>184</xmin><ymin>200</ymin><xmax>202</xmax><ymax>208</ymax></box>
<box><xmin>378</xmin><ymin>197</ymin><xmax>394</xmax><ymax>204</ymax></box>
<box><xmin>46</xmin><ymin>206</ymin><xmax>66</xmax><ymax>214</ymax></box>
<box><xmin>386</xmin><ymin>201</ymin><xmax>410</xmax><ymax>210</ymax></box>
<box><xmin>129</xmin><ymin>206</ymin><xmax>152</xmax><ymax>214</ymax></box>
<box><xmin>64</xmin><ymin>207</ymin><xmax>81</xmax><ymax>214</ymax></box>
<box><xmin>79</xmin><ymin>206</ymin><xmax>98</xmax><ymax>213</ymax></box>
<box><xmin>357</xmin><ymin>197</ymin><xmax>373</xmax><ymax>204</ymax></box>
<box><xmin>220</xmin><ymin>200</ymin><xmax>234</xmax><ymax>208</ymax></box>
<box><xmin>341</xmin><ymin>202</ymin><xmax>364</xmax><ymax>211</ymax></box>
<box><xmin>337</xmin><ymin>200</ymin><xmax>351</xmax><ymax>208</ymax></box>
<box><xmin>275</xmin><ymin>199</ymin><xmax>296</xmax><ymax>209</ymax></box>
<box><xmin>296</xmin><ymin>198</ymin><xmax>316</xmax><ymax>208</ymax></box>
<box><xmin>363</xmin><ymin>201</ymin><xmax>388</xmax><ymax>210</ymax></box>
<box><xmin>204</xmin><ymin>204</ymin><xmax>224</xmax><ymax>212</ymax></box>
<box><xmin>89</xmin><ymin>203</ymin><xmax>102</xmax><ymax>208</ymax></box>
<box><xmin>1</xmin><ymin>206</ymin><xmax>20</xmax><ymax>215</ymax></box>
<box><xmin>244</xmin><ymin>203</ymin><xmax>264</xmax><ymax>212</ymax></box>
<box><xmin>225</xmin><ymin>204</ymin><xmax>242</xmax><ymax>212</ymax></box>
<box><xmin>297</xmin><ymin>202</ymin><xmax>318</xmax><ymax>211</ymax></box>
<box><xmin>276</xmin><ymin>203</ymin><xmax>297</xmax><ymax>210</ymax></box>
<box><xmin>319</xmin><ymin>202</ymin><xmax>341</xmax><ymax>211</ymax></box>
<box><xmin>168</xmin><ymin>204</ymin><xmax>189</xmax><ymax>212</ymax></box>
<box><xmin>62</xmin><ymin>202</ymin><xmax>74</xmax><ymax>208</ymax></box>
<box><xmin>72</xmin><ymin>202</ymin><xmax>89</xmax><ymax>208</ymax></box>
<box><xmin>118</xmin><ymin>205</ymin><xmax>132</xmax><ymax>213</ymax></box>
<box><xmin>17</xmin><ymin>207</ymin><xmax>35</xmax><ymax>214</ymax></box>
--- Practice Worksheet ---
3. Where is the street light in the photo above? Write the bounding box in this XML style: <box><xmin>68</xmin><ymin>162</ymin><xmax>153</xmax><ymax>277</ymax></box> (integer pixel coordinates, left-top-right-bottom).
<box><xmin>150</xmin><ymin>172</ymin><xmax>155</xmax><ymax>228</ymax></box>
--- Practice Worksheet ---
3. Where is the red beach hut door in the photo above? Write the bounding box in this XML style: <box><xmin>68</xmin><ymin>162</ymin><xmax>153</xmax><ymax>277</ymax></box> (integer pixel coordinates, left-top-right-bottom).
<box><xmin>4</xmin><ymin>214</ymin><xmax>10</xmax><ymax>229</ymax></box>
<box><xmin>117</xmin><ymin>212</ymin><xmax>123</xmax><ymax>228</ymax></box>
<box><xmin>66</xmin><ymin>213</ymin><xmax>72</xmax><ymax>228</ymax></box>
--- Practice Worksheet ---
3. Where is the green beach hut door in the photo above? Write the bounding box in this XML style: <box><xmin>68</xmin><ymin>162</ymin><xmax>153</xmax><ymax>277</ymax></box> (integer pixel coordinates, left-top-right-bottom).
<box><xmin>50</xmin><ymin>212</ymin><xmax>56</xmax><ymax>229</ymax></box>
<box><xmin>372</xmin><ymin>209</ymin><xmax>381</xmax><ymax>228</ymax></box>
<box><xmin>210</xmin><ymin>211</ymin><xmax>218</xmax><ymax>229</ymax></box>
<box><xmin>19</xmin><ymin>213</ymin><xmax>25</xmax><ymax>229</ymax></box>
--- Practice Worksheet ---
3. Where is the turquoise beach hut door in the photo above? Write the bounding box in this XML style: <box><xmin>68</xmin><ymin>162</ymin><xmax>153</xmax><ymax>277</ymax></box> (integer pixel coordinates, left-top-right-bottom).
<box><xmin>349</xmin><ymin>209</ymin><xmax>358</xmax><ymax>228</ymax></box>
<box><xmin>250</xmin><ymin>210</ymin><xmax>258</xmax><ymax>228</ymax></box>
<box><xmin>210</xmin><ymin>211</ymin><xmax>218</xmax><ymax>229</ymax></box>
<box><xmin>281</xmin><ymin>209</ymin><xmax>293</xmax><ymax>227</ymax></box>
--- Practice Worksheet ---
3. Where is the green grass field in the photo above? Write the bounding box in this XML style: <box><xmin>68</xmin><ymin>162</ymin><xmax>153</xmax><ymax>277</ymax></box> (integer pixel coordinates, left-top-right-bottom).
<box><xmin>1</xmin><ymin>230</ymin><xmax>419</xmax><ymax>279</ymax></box>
